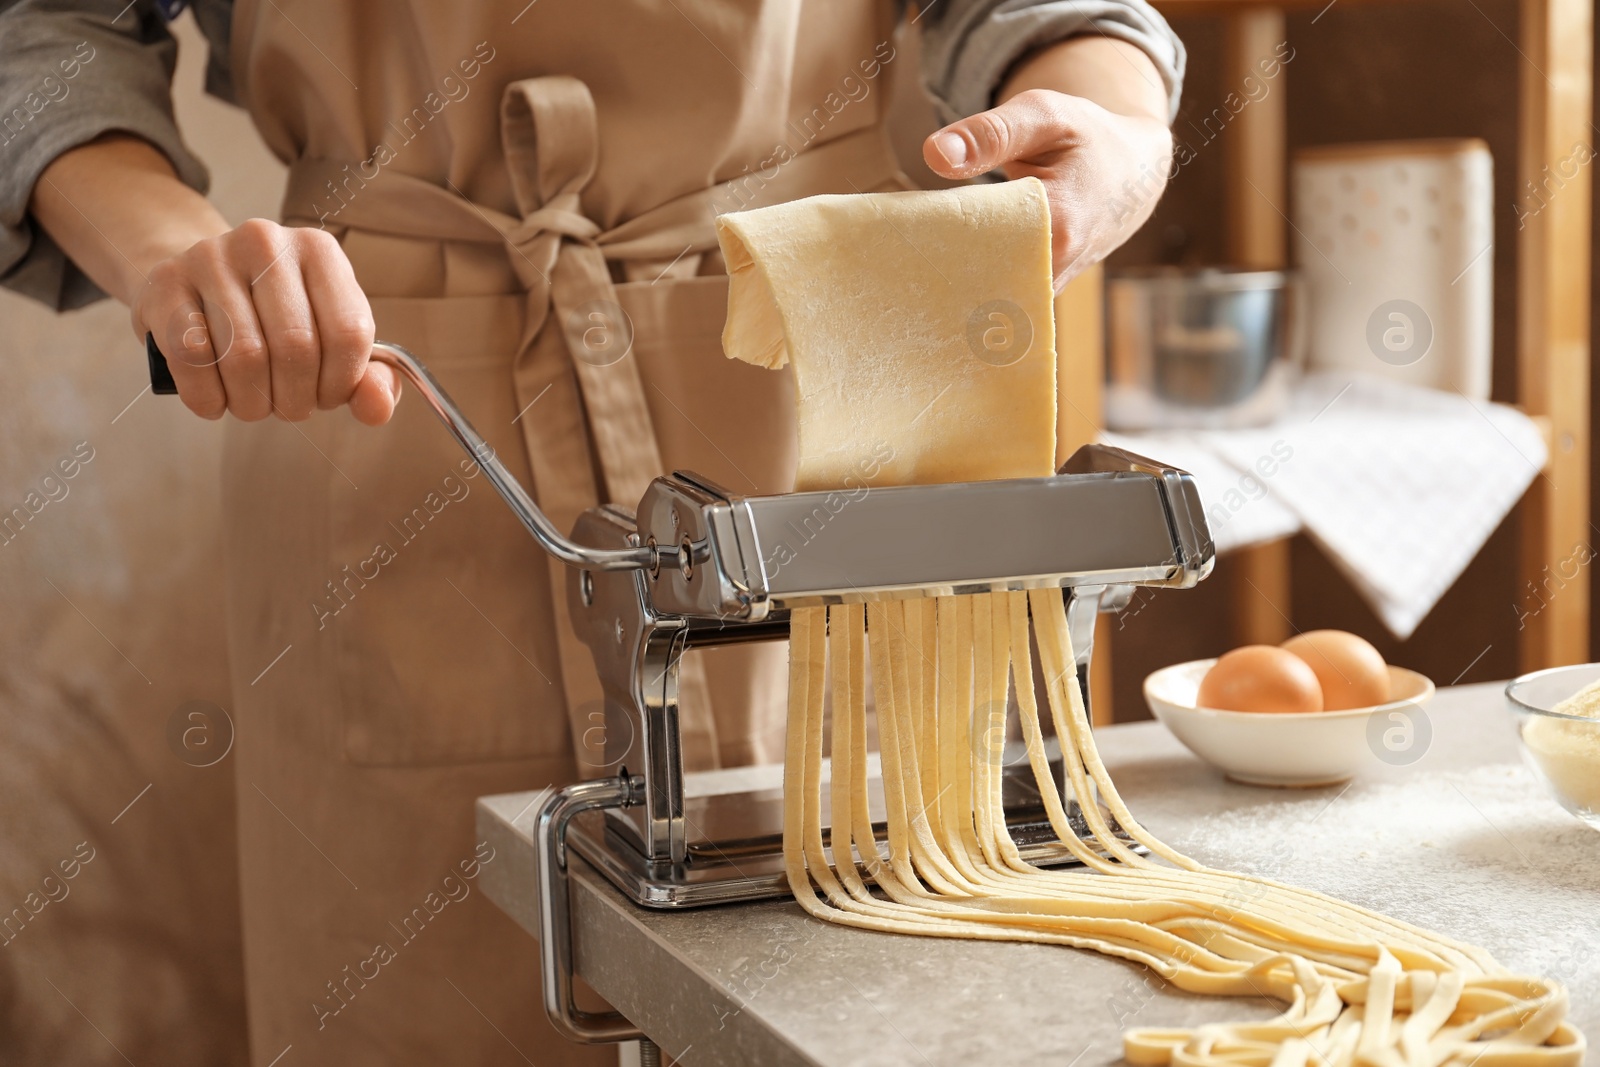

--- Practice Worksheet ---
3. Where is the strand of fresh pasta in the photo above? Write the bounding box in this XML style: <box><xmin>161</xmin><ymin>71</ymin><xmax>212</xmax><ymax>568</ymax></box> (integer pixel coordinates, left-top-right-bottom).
<box><xmin>781</xmin><ymin>592</ymin><xmax>1584</xmax><ymax>1066</ymax></box>
<box><xmin>887</xmin><ymin>593</ymin><xmax>1479</xmax><ymax>976</ymax></box>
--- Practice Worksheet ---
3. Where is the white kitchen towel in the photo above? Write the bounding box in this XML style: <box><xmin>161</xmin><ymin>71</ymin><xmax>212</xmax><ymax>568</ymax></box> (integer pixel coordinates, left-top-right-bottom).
<box><xmin>1099</xmin><ymin>429</ymin><xmax>1301</xmax><ymax>553</ymax></box>
<box><xmin>1105</xmin><ymin>373</ymin><xmax>1548</xmax><ymax>638</ymax></box>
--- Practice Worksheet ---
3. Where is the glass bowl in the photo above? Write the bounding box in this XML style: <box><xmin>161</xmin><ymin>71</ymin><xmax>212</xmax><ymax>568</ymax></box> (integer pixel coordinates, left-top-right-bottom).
<box><xmin>1505</xmin><ymin>663</ymin><xmax>1600</xmax><ymax>831</ymax></box>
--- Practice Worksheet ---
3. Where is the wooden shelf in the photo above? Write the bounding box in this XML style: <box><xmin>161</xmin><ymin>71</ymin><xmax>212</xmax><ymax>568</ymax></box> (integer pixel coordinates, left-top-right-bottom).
<box><xmin>1128</xmin><ymin>0</ymin><xmax>1592</xmax><ymax>670</ymax></box>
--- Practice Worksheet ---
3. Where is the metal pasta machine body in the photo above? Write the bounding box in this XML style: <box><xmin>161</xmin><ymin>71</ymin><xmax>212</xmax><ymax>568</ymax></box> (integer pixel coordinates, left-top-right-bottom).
<box><xmin>156</xmin><ymin>341</ymin><xmax>1215</xmax><ymax>1043</ymax></box>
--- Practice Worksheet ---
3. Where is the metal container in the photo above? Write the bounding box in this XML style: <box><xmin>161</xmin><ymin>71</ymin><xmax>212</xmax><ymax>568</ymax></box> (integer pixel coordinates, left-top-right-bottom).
<box><xmin>1105</xmin><ymin>267</ymin><xmax>1305</xmax><ymax>431</ymax></box>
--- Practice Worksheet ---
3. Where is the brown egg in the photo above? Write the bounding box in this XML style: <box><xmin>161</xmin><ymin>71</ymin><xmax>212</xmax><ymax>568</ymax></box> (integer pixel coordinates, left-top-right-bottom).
<box><xmin>1281</xmin><ymin>630</ymin><xmax>1390</xmax><ymax>711</ymax></box>
<box><xmin>1197</xmin><ymin>646</ymin><xmax>1324</xmax><ymax>714</ymax></box>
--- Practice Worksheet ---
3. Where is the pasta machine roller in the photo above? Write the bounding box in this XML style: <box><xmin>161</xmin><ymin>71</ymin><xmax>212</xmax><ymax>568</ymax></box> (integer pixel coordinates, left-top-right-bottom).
<box><xmin>147</xmin><ymin>338</ymin><xmax>1217</xmax><ymax>1043</ymax></box>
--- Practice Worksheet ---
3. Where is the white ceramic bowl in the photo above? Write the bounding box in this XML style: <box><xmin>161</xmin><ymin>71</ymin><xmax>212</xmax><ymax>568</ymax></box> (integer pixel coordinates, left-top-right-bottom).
<box><xmin>1144</xmin><ymin>659</ymin><xmax>1437</xmax><ymax>787</ymax></box>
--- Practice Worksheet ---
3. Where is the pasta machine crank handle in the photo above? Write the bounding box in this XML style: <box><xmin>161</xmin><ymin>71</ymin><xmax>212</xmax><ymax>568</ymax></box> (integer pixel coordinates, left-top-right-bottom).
<box><xmin>149</xmin><ymin>337</ymin><xmax>657</xmax><ymax>1043</ymax></box>
<box><xmin>143</xmin><ymin>336</ymin><xmax>675</xmax><ymax>575</ymax></box>
<box><xmin>534</xmin><ymin>773</ymin><xmax>648</xmax><ymax>1044</ymax></box>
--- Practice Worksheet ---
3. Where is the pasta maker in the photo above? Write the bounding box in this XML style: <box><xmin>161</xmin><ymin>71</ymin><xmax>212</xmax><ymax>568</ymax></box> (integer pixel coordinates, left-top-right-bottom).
<box><xmin>148</xmin><ymin>338</ymin><xmax>1217</xmax><ymax>1042</ymax></box>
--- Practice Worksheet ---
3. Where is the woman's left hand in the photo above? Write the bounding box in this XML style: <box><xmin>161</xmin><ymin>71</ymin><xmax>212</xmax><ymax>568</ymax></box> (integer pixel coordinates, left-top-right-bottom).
<box><xmin>924</xmin><ymin>87</ymin><xmax>1173</xmax><ymax>290</ymax></box>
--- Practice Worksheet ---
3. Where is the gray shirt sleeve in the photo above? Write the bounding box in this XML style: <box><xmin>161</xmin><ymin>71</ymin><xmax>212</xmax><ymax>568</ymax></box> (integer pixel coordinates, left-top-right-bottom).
<box><xmin>0</xmin><ymin>0</ymin><xmax>213</xmax><ymax>310</ymax></box>
<box><xmin>918</xmin><ymin>0</ymin><xmax>1186</xmax><ymax>125</ymax></box>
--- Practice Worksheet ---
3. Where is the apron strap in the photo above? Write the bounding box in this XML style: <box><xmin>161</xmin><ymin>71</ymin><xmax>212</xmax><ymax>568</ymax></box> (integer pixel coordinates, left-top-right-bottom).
<box><xmin>279</xmin><ymin>85</ymin><xmax>906</xmax><ymax>773</ymax></box>
<box><xmin>499</xmin><ymin>76</ymin><xmax>719</xmax><ymax>773</ymax></box>
<box><xmin>500</xmin><ymin>77</ymin><xmax>665</xmax><ymax>511</ymax></box>
<box><xmin>283</xmin><ymin>122</ymin><xmax>906</xmax><ymax>257</ymax></box>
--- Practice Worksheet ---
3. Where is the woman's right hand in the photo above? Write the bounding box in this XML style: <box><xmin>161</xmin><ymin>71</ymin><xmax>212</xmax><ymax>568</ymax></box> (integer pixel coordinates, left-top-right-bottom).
<box><xmin>30</xmin><ymin>135</ymin><xmax>396</xmax><ymax>424</ymax></box>
<box><xmin>131</xmin><ymin>218</ymin><xmax>399</xmax><ymax>425</ymax></box>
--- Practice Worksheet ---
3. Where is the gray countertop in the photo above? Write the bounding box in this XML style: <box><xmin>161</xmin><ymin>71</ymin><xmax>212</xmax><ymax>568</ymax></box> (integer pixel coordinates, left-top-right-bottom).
<box><xmin>478</xmin><ymin>681</ymin><xmax>1600</xmax><ymax>1066</ymax></box>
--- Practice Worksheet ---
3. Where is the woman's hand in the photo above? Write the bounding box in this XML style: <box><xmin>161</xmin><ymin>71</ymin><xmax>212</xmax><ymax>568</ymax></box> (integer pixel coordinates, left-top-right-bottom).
<box><xmin>30</xmin><ymin>134</ymin><xmax>398</xmax><ymax>425</ymax></box>
<box><xmin>131</xmin><ymin>219</ymin><xmax>395</xmax><ymax>425</ymax></box>
<box><xmin>922</xmin><ymin>38</ymin><xmax>1174</xmax><ymax>289</ymax></box>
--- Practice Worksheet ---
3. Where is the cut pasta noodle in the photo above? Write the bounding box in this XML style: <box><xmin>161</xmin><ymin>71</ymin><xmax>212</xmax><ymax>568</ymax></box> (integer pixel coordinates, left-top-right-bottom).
<box><xmin>719</xmin><ymin>180</ymin><xmax>1584</xmax><ymax>1066</ymax></box>
<box><xmin>783</xmin><ymin>594</ymin><xmax>1581</xmax><ymax>1065</ymax></box>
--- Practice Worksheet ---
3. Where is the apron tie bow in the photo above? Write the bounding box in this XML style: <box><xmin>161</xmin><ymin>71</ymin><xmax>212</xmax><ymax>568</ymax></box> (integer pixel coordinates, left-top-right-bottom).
<box><xmin>509</xmin><ymin>196</ymin><xmax>602</xmax><ymax>254</ymax></box>
<box><xmin>501</xmin><ymin>76</ymin><xmax>707</xmax><ymax>772</ymax></box>
<box><xmin>498</xmin><ymin>76</ymin><xmax>663</xmax><ymax>510</ymax></box>
<box><xmin>515</xmin><ymin>199</ymin><xmax>602</xmax><ymax>243</ymax></box>
<box><xmin>504</xmin><ymin>193</ymin><xmax>602</xmax><ymax>293</ymax></box>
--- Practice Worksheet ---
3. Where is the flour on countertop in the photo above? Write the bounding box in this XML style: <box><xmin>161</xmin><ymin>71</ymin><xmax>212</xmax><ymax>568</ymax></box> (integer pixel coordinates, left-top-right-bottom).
<box><xmin>1163</xmin><ymin>762</ymin><xmax>1600</xmax><ymax>1003</ymax></box>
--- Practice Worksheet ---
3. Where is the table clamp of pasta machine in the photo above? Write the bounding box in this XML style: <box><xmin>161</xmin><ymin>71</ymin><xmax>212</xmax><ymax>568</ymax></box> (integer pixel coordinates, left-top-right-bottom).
<box><xmin>141</xmin><ymin>338</ymin><xmax>1218</xmax><ymax>1043</ymax></box>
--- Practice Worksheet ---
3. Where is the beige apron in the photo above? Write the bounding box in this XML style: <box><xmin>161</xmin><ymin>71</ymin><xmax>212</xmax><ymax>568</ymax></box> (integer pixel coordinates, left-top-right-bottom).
<box><xmin>219</xmin><ymin>1</ymin><xmax>906</xmax><ymax>1062</ymax></box>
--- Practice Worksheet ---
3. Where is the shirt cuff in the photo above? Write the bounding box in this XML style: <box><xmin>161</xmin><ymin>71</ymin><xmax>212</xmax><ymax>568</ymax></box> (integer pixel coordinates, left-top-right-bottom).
<box><xmin>921</xmin><ymin>0</ymin><xmax>1188</xmax><ymax>126</ymax></box>
<box><xmin>0</xmin><ymin>6</ymin><xmax>210</xmax><ymax>309</ymax></box>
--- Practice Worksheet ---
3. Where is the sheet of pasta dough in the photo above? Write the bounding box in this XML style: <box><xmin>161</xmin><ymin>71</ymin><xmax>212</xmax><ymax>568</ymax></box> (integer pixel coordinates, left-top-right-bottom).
<box><xmin>717</xmin><ymin>177</ymin><xmax>1058</xmax><ymax>490</ymax></box>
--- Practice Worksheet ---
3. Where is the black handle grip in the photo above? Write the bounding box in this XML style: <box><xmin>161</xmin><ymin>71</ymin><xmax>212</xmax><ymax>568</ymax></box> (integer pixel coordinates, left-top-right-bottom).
<box><xmin>145</xmin><ymin>333</ymin><xmax>179</xmax><ymax>395</ymax></box>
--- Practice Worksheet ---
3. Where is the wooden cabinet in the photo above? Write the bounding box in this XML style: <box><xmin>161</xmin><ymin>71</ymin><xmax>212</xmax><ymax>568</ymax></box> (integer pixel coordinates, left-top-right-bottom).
<box><xmin>1143</xmin><ymin>0</ymin><xmax>1592</xmax><ymax>671</ymax></box>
